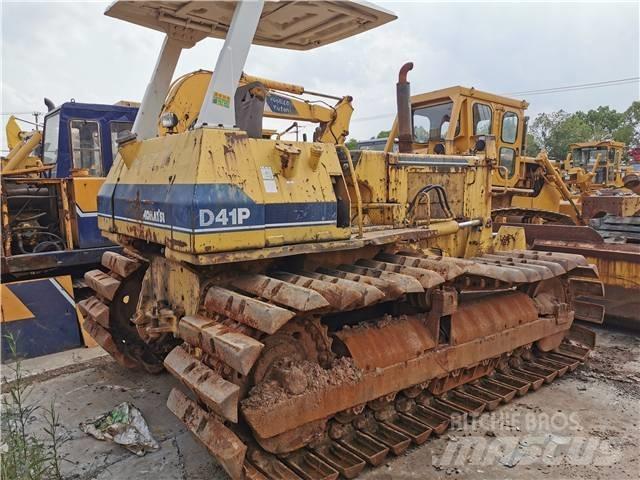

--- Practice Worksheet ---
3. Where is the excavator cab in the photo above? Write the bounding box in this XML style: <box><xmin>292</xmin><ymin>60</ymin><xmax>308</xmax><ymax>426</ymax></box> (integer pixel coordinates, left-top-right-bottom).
<box><xmin>40</xmin><ymin>102</ymin><xmax>138</xmax><ymax>178</ymax></box>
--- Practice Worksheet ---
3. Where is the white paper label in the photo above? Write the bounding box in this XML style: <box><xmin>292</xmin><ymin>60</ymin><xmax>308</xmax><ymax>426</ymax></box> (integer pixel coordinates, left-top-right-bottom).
<box><xmin>260</xmin><ymin>166</ymin><xmax>278</xmax><ymax>193</ymax></box>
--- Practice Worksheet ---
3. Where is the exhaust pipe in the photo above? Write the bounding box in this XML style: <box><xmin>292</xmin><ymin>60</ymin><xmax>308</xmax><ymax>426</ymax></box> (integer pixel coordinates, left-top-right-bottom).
<box><xmin>396</xmin><ymin>62</ymin><xmax>414</xmax><ymax>154</ymax></box>
<box><xmin>44</xmin><ymin>98</ymin><xmax>56</xmax><ymax>112</ymax></box>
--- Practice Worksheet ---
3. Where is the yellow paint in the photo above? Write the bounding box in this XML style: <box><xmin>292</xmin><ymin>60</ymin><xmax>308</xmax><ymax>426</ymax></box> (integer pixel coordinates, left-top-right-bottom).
<box><xmin>72</xmin><ymin>177</ymin><xmax>103</xmax><ymax>213</ymax></box>
<box><xmin>0</xmin><ymin>285</ymin><xmax>34</xmax><ymax>322</ymax></box>
<box><xmin>100</xmin><ymin>128</ymin><xmax>351</xmax><ymax>255</ymax></box>
<box><xmin>0</xmin><ymin>275</ymin><xmax>74</xmax><ymax>323</ymax></box>
<box><xmin>158</xmin><ymin>70</ymin><xmax>353</xmax><ymax>144</ymax></box>
<box><xmin>53</xmin><ymin>275</ymin><xmax>74</xmax><ymax>296</ymax></box>
<box><xmin>352</xmin><ymin>149</ymin><xmax>494</xmax><ymax>258</ymax></box>
<box><xmin>585</xmin><ymin>256</ymin><xmax>640</xmax><ymax>290</ymax></box>
<box><xmin>563</xmin><ymin>140</ymin><xmax>629</xmax><ymax>191</ymax></box>
<box><xmin>493</xmin><ymin>226</ymin><xmax>527</xmax><ymax>251</ymax></box>
<box><xmin>386</xmin><ymin>84</ymin><xmax>638</xmax><ymax>224</ymax></box>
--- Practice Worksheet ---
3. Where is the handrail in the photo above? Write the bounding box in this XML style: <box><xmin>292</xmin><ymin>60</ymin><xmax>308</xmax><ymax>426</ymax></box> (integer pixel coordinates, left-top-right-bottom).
<box><xmin>338</xmin><ymin>145</ymin><xmax>364</xmax><ymax>238</ymax></box>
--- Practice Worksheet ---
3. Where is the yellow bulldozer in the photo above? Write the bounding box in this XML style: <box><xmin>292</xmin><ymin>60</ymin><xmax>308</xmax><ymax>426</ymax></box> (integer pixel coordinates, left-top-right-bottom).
<box><xmin>82</xmin><ymin>2</ymin><xmax>603</xmax><ymax>479</ymax></box>
<box><xmin>378</xmin><ymin>81</ymin><xmax>639</xmax><ymax>329</ymax></box>
<box><xmin>562</xmin><ymin>140</ymin><xmax>629</xmax><ymax>192</ymax></box>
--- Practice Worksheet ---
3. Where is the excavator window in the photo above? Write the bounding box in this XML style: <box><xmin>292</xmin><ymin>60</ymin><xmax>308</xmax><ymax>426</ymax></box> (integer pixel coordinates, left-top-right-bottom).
<box><xmin>70</xmin><ymin>120</ymin><xmax>102</xmax><ymax>176</ymax></box>
<box><xmin>473</xmin><ymin>103</ymin><xmax>492</xmax><ymax>135</ymax></box>
<box><xmin>42</xmin><ymin>112</ymin><xmax>60</xmax><ymax>164</ymax></box>
<box><xmin>413</xmin><ymin>102</ymin><xmax>453</xmax><ymax>143</ymax></box>
<box><xmin>501</xmin><ymin>112</ymin><xmax>518</xmax><ymax>144</ymax></box>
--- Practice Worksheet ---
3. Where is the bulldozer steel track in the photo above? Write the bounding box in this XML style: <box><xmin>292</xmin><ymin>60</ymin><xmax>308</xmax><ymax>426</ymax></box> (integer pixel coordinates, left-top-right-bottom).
<box><xmin>169</xmin><ymin>338</ymin><xmax>590</xmax><ymax>480</ymax></box>
<box><xmin>81</xmin><ymin>248</ymin><xmax>602</xmax><ymax>480</ymax></box>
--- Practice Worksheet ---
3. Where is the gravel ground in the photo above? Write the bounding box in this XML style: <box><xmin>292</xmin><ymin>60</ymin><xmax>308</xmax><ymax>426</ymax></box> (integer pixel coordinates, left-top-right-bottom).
<box><xmin>2</xmin><ymin>325</ymin><xmax>638</xmax><ymax>480</ymax></box>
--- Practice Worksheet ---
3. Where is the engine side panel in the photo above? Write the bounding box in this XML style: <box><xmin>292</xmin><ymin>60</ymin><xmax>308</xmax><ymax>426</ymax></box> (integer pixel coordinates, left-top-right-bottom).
<box><xmin>98</xmin><ymin>129</ymin><xmax>351</xmax><ymax>254</ymax></box>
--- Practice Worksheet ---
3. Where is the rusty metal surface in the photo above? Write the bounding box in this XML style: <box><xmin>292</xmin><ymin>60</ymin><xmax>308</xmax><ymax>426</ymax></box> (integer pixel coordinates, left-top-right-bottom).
<box><xmin>82</xmin><ymin>317</ymin><xmax>138</xmax><ymax>369</ymax></box>
<box><xmin>582</xmin><ymin>194</ymin><xmax>640</xmax><ymax>220</ymax></box>
<box><xmin>493</xmin><ymin>222</ymin><xmax>605</xmax><ymax>245</ymax></box>
<box><xmin>177</xmin><ymin>315</ymin><xmax>264</xmax><ymax>375</ymax></box>
<box><xmin>101</xmin><ymin>250</ymin><xmax>142</xmax><ymax>277</ymax></box>
<box><xmin>81</xmin><ymin>234</ymin><xmax>605</xmax><ymax>480</ymax></box>
<box><xmin>164</xmin><ymin>345</ymin><xmax>240</xmax><ymax>422</ymax></box>
<box><xmin>378</xmin><ymin>252</ymin><xmax>467</xmax><ymax>280</ymax></box>
<box><xmin>166</xmin><ymin>388</ymin><xmax>247</xmax><ymax>480</ymax></box>
<box><xmin>164</xmin><ymin>227</ymin><xmax>438</xmax><ymax>266</ymax></box>
<box><xmin>533</xmin><ymin>241</ymin><xmax>639</xmax><ymax>272</ymax></box>
<box><xmin>334</xmin><ymin>316</ymin><xmax>437</xmax><ymax>370</ymax></box>
<box><xmin>593</xmin><ymin>284</ymin><xmax>640</xmax><ymax>329</ymax></box>
<box><xmin>84</xmin><ymin>269</ymin><xmax>121</xmax><ymax>301</ymax></box>
<box><xmin>242</xmin><ymin>315</ymin><xmax>572</xmax><ymax>440</ymax></box>
<box><xmin>450</xmin><ymin>292</ymin><xmax>538</xmax><ymax>345</ymax></box>
<box><xmin>533</xmin><ymin>239</ymin><xmax>639</xmax><ymax>327</ymax></box>
<box><xmin>1</xmin><ymin>246</ymin><xmax>122</xmax><ymax>277</ymax></box>
<box><xmin>204</xmin><ymin>286</ymin><xmax>295</xmax><ymax>334</ymax></box>
<box><xmin>355</xmin><ymin>259</ymin><xmax>445</xmax><ymax>288</ymax></box>
<box><xmin>232</xmin><ymin>274</ymin><xmax>330</xmax><ymax>312</ymax></box>
<box><xmin>77</xmin><ymin>297</ymin><xmax>110</xmax><ymax>328</ymax></box>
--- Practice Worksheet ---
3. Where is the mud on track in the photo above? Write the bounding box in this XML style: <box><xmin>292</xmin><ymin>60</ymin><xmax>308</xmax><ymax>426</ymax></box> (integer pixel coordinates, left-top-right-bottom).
<box><xmin>6</xmin><ymin>325</ymin><xmax>638</xmax><ymax>480</ymax></box>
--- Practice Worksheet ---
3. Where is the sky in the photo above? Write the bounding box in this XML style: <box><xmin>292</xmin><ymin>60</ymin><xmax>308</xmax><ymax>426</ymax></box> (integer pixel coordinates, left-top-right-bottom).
<box><xmin>1</xmin><ymin>0</ymin><xmax>639</xmax><ymax>149</ymax></box>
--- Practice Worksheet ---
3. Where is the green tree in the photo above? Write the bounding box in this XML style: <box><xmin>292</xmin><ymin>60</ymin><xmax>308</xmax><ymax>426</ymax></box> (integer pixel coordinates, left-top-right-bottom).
<box><xmin>548</xmin><ymin>115</ymin><xmax>593</xmax><ymax>159</ymax></box>
<box><xmin>576</xmin><ymin>105</ymin><xmax>625</xmax><ymax>138</ymax></box>
<box><xmin>345</xmin><ymin>138</ymin><xmax>358</xmax><ymax>150</ymax></box>
<box><xmin>525</xmin><ymin>133</ymin><xmax>540</xmax><ymax>156</ymax></box>
<box><xmin>376</xmin><ymin>130</ymin><xmax>390</xmax><ymax>139</ymax></box>
<box><xmin>622</xmin><ymin>101</ymin><xmax>640</xmax><ymax>148</ymax></box>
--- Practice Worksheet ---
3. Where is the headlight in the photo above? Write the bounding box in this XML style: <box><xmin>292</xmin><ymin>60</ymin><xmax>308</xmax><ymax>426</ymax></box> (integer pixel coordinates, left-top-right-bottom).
<box><xmin>161</xmin><ymin>112</ymin><xmax>178</xmax><ymax>129</ymax></box>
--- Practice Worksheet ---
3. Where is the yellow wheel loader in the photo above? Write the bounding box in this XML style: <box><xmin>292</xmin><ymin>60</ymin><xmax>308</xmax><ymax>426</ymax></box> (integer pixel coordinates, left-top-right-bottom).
<box><xmin>378</xmin><ymin>81</ymin><xmax>639</xmax><ymax>330</ymax></box>
<box><xmin>83</xmin><ymin>2</ymin><xmax>603</xmax><ymax>479</ymax></box>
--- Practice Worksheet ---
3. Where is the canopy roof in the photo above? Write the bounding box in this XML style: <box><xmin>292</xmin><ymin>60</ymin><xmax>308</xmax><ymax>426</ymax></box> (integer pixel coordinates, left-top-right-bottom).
<box><xmin>105</xmin><ymin>1</ymin><xmax>396</xmax><ymax>50</ymax></box>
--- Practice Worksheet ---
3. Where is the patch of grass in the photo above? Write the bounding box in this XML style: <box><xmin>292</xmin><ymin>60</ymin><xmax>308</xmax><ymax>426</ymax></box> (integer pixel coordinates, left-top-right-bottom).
<box><xmin>1</xmin><ymin>335</ymin><xmax>70</xmax><ymax>480</ymax></box>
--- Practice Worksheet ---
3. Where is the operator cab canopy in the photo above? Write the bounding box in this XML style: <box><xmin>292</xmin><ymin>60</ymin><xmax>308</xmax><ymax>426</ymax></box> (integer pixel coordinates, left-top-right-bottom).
<box><xmin>105</xmin><ymin>1</ymin><xmax>397</xmax><ymax>50</ymax></box>
<box><xmin>106</xmin><ymin>1</ymin><xmax>396</xmax><ymax>144</ymax></box>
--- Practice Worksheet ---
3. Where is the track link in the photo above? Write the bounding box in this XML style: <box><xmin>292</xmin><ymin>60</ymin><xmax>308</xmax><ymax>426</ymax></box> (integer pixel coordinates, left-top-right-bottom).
<box><xmin>167</xmin><ymin>337</ymin><xmax>591</xmax><ymax>480</ymax></box>
<box><xmin>78</xmin><ymin>251</ymin><xmax>173</xmax><ymax>372</ymax></box>
<box><xmin>82</xmin><ymin>248</ymin><xmax>603</xmax><ymax>479</ymax></box>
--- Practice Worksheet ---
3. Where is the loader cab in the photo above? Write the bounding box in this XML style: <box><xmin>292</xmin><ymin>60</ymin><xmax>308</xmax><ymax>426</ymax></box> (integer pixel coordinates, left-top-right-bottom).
<box><xmin>403</xmin><ymin>87</ymin><xmax>528</xmax><ymax>188</ymax></box>
<box><xmin>566</xmin><ymin>141</ymin><xmax>626</xmax><ymax>186</ymax></box>
<box><xmin>41</xmin><ymin>102</ymin><xmax>138</xmax><ymax>178</ymax></box>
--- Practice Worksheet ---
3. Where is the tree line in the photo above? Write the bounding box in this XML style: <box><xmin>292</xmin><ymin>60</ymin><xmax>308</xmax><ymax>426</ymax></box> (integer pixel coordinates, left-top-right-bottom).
<box><xmin>526</xmin><ymin>101</ymin><xmax>639</xmax><ymax>159</ymax></box>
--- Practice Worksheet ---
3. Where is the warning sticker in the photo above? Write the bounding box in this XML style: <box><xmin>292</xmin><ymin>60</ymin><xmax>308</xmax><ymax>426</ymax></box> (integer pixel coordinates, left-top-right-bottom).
<box><xmin>212</xmin><ymin>91</ymin><xmax>230</xmax><ymax>108</ymax></box>
<box><xmin>260</xmin><ymin>166</ymin><xmax>278</xmax><ymax>193</ymax></box>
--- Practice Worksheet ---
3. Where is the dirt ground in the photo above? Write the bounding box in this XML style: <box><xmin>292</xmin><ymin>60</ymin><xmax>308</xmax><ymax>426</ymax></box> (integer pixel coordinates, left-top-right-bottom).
<box><xmin>3</xmin><ymin>325</ymin><xmax>638</xmax><ymax>480</ymax></box>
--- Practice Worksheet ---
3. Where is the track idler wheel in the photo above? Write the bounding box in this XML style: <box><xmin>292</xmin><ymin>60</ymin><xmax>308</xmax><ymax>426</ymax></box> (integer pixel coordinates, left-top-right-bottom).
<box><xmin>78</xmin><ymin>251</ymin><xmax>177</xmax><ymax>373</ymax></box>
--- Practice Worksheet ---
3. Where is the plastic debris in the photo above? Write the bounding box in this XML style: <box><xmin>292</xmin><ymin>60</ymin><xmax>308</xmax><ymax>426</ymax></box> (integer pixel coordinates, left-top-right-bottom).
<box><xmin>80</xmin><ymin>402</ymin><xmax>159</xmax><ymax>456</ymax></box>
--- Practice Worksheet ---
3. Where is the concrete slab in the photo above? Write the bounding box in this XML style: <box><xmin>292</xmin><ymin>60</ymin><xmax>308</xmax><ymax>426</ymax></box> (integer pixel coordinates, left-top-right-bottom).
<box><xmin>1</xmin><ymin>346</ymin><xmax>108</xmax><ymax>385</ymax></box>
